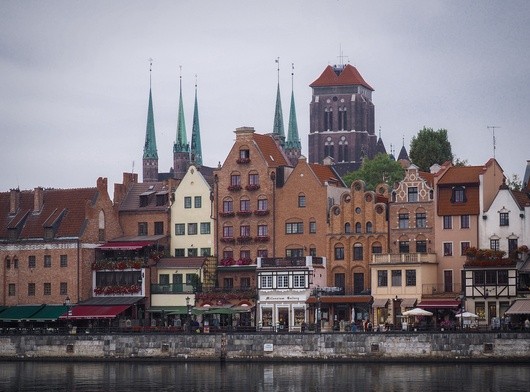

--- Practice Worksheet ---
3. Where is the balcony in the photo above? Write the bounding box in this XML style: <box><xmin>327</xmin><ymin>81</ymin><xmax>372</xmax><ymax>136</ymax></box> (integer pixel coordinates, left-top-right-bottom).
<box><xmin>94</xmin><ymin>284</ymin><xmax>142</xmax><ymax>296</ymax></box>
<box><xmin>196</xmin><ymin>288</ymin><xmax>257</xmax><ymax>303</ymax></box>
<box><xmin>150</xmin><ymin>283</ymin><xmax>197</xmax><ymax>294</ymax></box>
<box><xmin>236</xmin><ymin>210</ymin><xmax>252</xmax><ymax>217</ymax></box>
<box><xmin>91</xmin><ymin>258</ymin><xmax>143</xmax><ymax>271</ymax></box>
<box><xmin>372</xmin><ymin>253</ymin><xmax>437</xmax><ymax>264</ymax></box>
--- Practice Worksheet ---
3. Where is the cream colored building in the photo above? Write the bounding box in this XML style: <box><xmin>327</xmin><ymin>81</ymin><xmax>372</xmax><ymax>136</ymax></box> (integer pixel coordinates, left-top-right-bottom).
<box><xmin>170</xmin><ymin>165</ymin><xmax>214</xmax><ymax>258</ymax></box>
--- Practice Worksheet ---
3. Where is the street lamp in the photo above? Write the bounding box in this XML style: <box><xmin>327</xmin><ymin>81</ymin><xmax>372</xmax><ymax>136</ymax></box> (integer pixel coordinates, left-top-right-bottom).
<box><xmin>186</xmin><ymin>296</ymin><xmax>191</xmax><ymax>333</ymax></box>
<box><xmin>316</xmin><ymin>290</ymin><xmax>321</xmax><ymax>333</ymax></box>
<box><xmin>63</xmin><ymin>296</ymin><xmax>72</xmax><ymax>333</ymax></box>
<box><xmin>459</xmin><ymin>293</ymin><xmax>465</xmax><ymax>331</ymax></box>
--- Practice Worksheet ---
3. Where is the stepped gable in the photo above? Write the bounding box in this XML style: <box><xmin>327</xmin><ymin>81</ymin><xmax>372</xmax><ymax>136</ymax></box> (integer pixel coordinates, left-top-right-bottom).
<box><xmin>310</xmin><ymin>64</ymin><xmax>374</xmax><ymax>90</ymax></box>
<box><xmin>0</xmin><ymin>187</ymin><xmax>98</xmax><ymax>239</ymax></box>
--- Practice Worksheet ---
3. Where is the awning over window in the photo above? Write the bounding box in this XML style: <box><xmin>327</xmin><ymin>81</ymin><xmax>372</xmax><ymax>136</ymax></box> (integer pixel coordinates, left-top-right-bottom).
<box><xmin>0</xmin><ymin>305</ymin><xmax>45</xmax><ymax>321</ymax></box>
<box><xmin>400</xmin><ymin>298</ymin><xmax>417</xmax><ymax>308</ymax></box>
<box><xmin>417</xmin><ymin>299</ymin><xmax>460</xmax><ymax>309</ymax></box>
<box><xmin>98</xmin><ymin>241</ymin><xmax>153</xmax><ymax>250</ymax></box>
<box><xmin>505</xmin><ymin>299</ymin><xmax>530</xmax><ymax>315</ymax></box>
<box><xmin>59</xmin><ymin>305</ymin><xmax>130</xmax><ymax>320</ymax></box>
<box><xmin>25</xmin><ymin>305</ymin><xmax>68</xmax><ymax>322</ymax></box>
<box><xmin>372</xmin><ymin>298</ymin><xmax>389</xmax><ymax>308</ymax></box>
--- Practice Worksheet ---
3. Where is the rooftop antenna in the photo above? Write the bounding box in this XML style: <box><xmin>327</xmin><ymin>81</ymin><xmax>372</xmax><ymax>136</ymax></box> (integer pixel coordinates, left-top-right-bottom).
<box><xmin>337</xmin><ymin>44</ymin><xmax>349</xmax><ymax>67</ymax></box>
<box><xmin>131</xmin><ymin>160</ymin><xmax>135</xmax><ymax>175</ymax></box>
<box><xmin>487</xmin><ymin>125</ymin><xmax>500</xmax><ymax>160</ymax></box>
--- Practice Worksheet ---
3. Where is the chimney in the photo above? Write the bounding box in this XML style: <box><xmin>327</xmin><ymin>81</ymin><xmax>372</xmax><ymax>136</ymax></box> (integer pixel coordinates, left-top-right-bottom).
<box><xmin>9</xmin><ymin>188</ymin><xmax>20</xmax><ymax>215</ymax></box>
<box><xmin>33</xmin><ymin>187</ymin><xmax>43</xmax><ymax>213</ymax></box>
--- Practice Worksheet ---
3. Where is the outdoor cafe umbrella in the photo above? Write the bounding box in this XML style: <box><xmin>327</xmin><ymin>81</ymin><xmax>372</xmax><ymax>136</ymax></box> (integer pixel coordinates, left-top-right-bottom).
<box><xmin>402</xmin><ymin>308</ymin><xmax>433</xmax><ymax>317</ymax></box>
<box><xmin>455</xmin><ymin>311</ymin><xmax>479</xmax><ymax>318</ymax></box>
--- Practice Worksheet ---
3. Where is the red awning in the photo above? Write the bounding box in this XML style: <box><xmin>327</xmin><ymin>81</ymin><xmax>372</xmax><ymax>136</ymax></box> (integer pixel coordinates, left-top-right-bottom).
<box><xmin>417</xmin><ymin>299</ymin><xmax>460</xmax><ymax>309</ymax></box>
<box><xmin>98</xmin><ymin>241</ymin><xmax>152</xmax><ymax>250</ymax></box>
<box><xmin>60</xmin><ymin>305</ymin><xmax>130</xmax><ymax>319</ymax></box>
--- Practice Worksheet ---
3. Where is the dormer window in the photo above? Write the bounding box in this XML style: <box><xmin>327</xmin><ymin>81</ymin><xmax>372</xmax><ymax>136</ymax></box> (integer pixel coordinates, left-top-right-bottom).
<box><xmin>139</xmin><ymin>195</ymin><xmax>149</xmax><ymax>207</ymax></box>
<box><xmin>44</xmin><ymin>227</ymin><xmax>54</xmax><ymax>240</ymax></box>
<box><xmin>451</xmin><ymin>186</ymin><xmax>466</xmax><ymax>203</ymax></box>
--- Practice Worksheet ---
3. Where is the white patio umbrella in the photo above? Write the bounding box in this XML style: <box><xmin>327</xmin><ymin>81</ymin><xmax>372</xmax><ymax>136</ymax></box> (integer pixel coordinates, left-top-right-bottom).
<box><xmin>402</xmin><ymin>308</ymin><xmax>433</xmax><ymax>317</ymax></box>
<box><xmin>455</xmin><ymin>311</ymin><xmax>479</xmax><ymax>318</ymax></box>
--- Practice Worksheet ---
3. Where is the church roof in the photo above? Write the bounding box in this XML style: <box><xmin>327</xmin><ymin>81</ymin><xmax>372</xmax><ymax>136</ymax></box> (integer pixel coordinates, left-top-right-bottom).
<box><xmin>286</xmin><ymin>89</ymin><xmax>301</xmax><ymax>150</ymax></box>
<box><xmin>272</xmin><ymin>82</ymin><xmax>285</xmax><ymax>141</ymax></box>
<box><xmin>397</xmin><ymin>145</ymin><xmax>409</xmax><ymax>161</ymax></box>
<box><xmin>310</xmin><ymin>64</ymin><xmax>374</xmax><ymax>91</ymax></box>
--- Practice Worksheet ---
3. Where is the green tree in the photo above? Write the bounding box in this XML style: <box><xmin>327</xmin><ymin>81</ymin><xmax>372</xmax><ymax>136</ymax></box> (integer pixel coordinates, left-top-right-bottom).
<box><xmin>343</xmin><ymin>153</ymin><xmax>405</xmax><ymax>190</ymax></box>
<box><xmin>409</xmin><ymin>127</ymin><xmax>454</xmax><ymax>172</ymax></box>
<box><xmin>507</xmin><ymin>174</ymin><xmax>522</xmax><ymax>191</ymax></box>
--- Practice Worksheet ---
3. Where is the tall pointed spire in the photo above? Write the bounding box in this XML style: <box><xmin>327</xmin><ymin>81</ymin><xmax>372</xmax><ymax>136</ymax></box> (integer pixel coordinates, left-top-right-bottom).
<box><xmin>143</xmin><ymin>58</ymin><xmax>159</xmax><ymax>182</ymax></box>
<box><xmin>174</xmin><ymin>66</ymin><xmax>189</xmax><ymax>154</ymax></box>
<box><xmin>272</xmin><ymin>57</ymin><xmax>285</xmax><ymax>146</ymax></box>
<box><xmin>190</xmin><ymin>75</ymin><xmax>203</xmax><ymax>166</ymax></box>
<box><xmin>285</xmin><ymin>63</ymin><xmax>301</xmax><ymax>166</ymax></box>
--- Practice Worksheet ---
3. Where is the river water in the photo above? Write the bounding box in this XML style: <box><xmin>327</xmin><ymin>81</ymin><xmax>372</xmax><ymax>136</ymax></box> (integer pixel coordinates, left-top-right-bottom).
<box><xmin>0</xmin><ymin>361</ymin><xmax>529</xmax><ymax>391</ymax></box>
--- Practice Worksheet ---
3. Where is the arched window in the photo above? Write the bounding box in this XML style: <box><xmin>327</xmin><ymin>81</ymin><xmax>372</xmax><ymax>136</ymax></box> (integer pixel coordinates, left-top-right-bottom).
<box><xmin>366</xmin><ymin>221</ymin><xmax>373</xmax><ymax>234</ymax></box>
<box><xmin>353</xmin><ymin>243</ymin><xmax>363</xmax><ymax>261</ymax></box>
<box><xmin>355</xmin><ymin>222</ymin><xmax>362</xmax><ymax>234</ymax></box>
<box><xmin>344</xmin><ymin>222</ymin><xmax>351</xmax><ymax>234</ymax></box>
<box><xmin>334</xmin><ymin>243</ymin><xmax>345</xmax><ymax>260</ymax></box>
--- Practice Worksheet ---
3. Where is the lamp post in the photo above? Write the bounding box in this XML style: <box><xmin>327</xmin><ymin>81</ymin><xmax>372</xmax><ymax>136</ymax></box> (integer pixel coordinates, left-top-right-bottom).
<box><xmin>316</xmin><ymin>290</ymin><xmax>321</xmax><ymax>333</ymax></box>
<box><xmin>63</xmin><ymin>296</ymin><xmax>72</xmax><ymax>333</ymax></box>
<box><xmin>459</xmin><ymin>293</ymin><xmax>465</xmax><ymax>331</ymax></box>
<box><xmin>186</xmin><ymin>296</ymin><xmax>191</xmax><ymax>333</ymax></box>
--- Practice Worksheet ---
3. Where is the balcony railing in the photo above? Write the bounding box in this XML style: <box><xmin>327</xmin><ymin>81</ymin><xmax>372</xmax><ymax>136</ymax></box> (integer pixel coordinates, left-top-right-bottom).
<box><xmin>259</xmin><ymin>256</ymin><xmax>324</xmax><ymax>268</ymax></box>
<box><xmin>372</xmin><ymin>253</ymin><xmax>437</xmax><ymax>264</ymax></box>
<box><xmin>150</xmin><ymin>283</ymin><xmax>198</xmax><ymax>294</ymax></box>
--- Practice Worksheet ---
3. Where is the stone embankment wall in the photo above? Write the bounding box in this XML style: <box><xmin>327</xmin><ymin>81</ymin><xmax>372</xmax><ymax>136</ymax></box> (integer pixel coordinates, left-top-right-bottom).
<box><xmin>1</xmin><ymin>332</ymin><xmax>529</xmax><ymax>362</ymax></box>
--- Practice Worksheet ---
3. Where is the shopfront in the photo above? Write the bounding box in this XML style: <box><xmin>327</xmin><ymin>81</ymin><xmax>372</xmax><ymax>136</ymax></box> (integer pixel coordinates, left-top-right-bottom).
<box><xmin>257</xmin><ymin>293</ymin><xmax>308</xmax><ymax>332</ymax></box>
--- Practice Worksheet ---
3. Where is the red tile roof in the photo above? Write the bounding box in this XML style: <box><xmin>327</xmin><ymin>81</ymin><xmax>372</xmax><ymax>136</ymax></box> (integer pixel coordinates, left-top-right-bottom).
<box><xmin>310</xmin><ymin>64</ymin><xmax>374</xmax><ymax>90</ymax></box>
<box><xmin>437</xmin><ymin>166</ymin><xmax>484</xmax><ymax>185</ymax></box>
<box><xmin>118</xmin><ymin>182</ymin><xmax>170</xmax><ymax>211</ymax></box>
<box><xmin>308</xmin><ymin>164</ymin><xmax>344</xmax><ymax>186</ymax></box>
<box><xmin>512</xmin><ymin>190</ymin><xmax>530</xmax><ymax>209</ymax></box>
<box><xmin>0</xmin><ymin>188</ymin><xmax>99</xmax><ymax>239</ymax></box>
<box><xmin>418</xmin><ymin>171</ymin><xmax>434</xmax><ymax>187</ymax></box>
<box><xmin>253</xmin><ymin>133</ymin><xmax>290</xmax><ymax>167</ymax></box>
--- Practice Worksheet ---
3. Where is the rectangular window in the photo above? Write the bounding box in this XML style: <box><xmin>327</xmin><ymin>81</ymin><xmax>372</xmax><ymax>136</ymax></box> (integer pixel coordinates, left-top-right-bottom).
<box><xmin>184</xmin><ymin>196</ymin><xmax>192</xmax><ymax>209</ymax></box>
<box><xmin>200</xmin><ymin>222</ymin><xmax>211</xmax><ymax>234</ymax></box>
<box><xmin>485</xmin><ymin>270</ymin><xmax>497</xmax><ymax>285</ymax></box>
<box><xmin>44</xmin><ymin>255</ymin><xmax>51</xmax><ymax>268</ymax></box>
<box><xmin>416</xmin><ymin>240</ymin><xmax>427</xmax><ymax>253</ymax></box>
<box><xmin>240</xmin><ymin>250</ymin><xmax>251</xmax><ymax>260</ymax></box>
<box><xmin>223</xmin><ymin>226</ymin><xmax>234</xmax><ymax>238</ymax></box>
<box><xmin>187</xmin><ymin>248</ymin><xmax>198</xmax><ymax>257</ymax></box>
<box><xmin>240</xmin><ymin>277</ymin><xmax>251</xmax><ymax>289</ymax></box>
<box><xmin>8</xmin><ymin>284</ymin><xmax>15</xmax><ymax>296</ymax></box>
<box><xmin>293</xmin><ymin>274</ymin><xmax>306</xmax><ymax>288</ymax></box>
<box><xmin>261</xmin><ymin>275</ymin><xmax>273</xmax><ymax>289</ymax></box>
<box><xmin>461</xmin><ymin>241</ymin><xmax>471</xmax><ymax>256</ymax></box>
<box><xmin>60</xmin><ymin>255</ymin><xmax>68</xmax><ymax>268</ymax></box>
<box><xmin>240</xmin><ymin>225</ymin><xmax>250</xmax><ymax>237</ymax></box>
<box><xmin>43</xmin><ymin>283</ymin><xmax>51</xmax><ymax>296</ymax></box>
<box><xmin>391</xmin><ymin>270</ymin><xmax>402</xmax><ymax>287</ymax></box>
<box><xmin>353</xmin><ymin>245</ymin><xmax>363</xmax><ymax>260</ymax></box>
<box><xmin>28</xmin><ymin>283</ymin><xmax>35</xmax><ymax>296</ymax></box>
<box><xmin>335</xmin><ymin>246</ymin><xmax>345</xmax><ymax>260</ymax></box>
<box><xmin>453</xmin><ymin>188</ymin><xmax>465</xmax><ymax>203</ymax></box>
<box><xmin>298</xmin><ymin>195</ymin><xmax>306</xmax><ymax>207</ymax></box>
<box><xmin>223</xmin><ymin>200</ymin><xmax>233</xmax><ymax>213</ymax></box>
<box><xmin>223</xmin><ymin>250</ymin><xmax>234</xmax><ymax>260</ymax></box>
<box><xmin>194</xmin><ymin>196</ymin><xmax>202</xmax><ymax>208</ymax></box>
<box><xmin>443</xmin><ymin>216</ymin><xmax>452</xmax><ymax>229</ymax></box>
<box><xmin>377</xmin><ymin>270</ymin><xmax>388</xmax><ymax>287</ymax></box>
<box><xmin>60</xmin><ymin>282</ymin><xmax>67</xmax><ymax>295</ymax></box>
<box><xmin>408</xmin><ymin>187</ymin><xmax>418</xmax><ymax>202</ymax></box>
<box><xmin>154</xmin><ymin>221</ymin><xmax>164</xmax><ymax>235</ymax></box>
<box><xmin>286</xmin><ymin>222</ymin><xmax>303</xmax><ymax>234</ymax></box>
<box><xmin>498</xmin><ymin>270</ymin><xmax>509</xmax><ymax>285</ymax></box>
<box><xmin>240</xmin><ymin>199</ymin><xmax>250</xmax><ymax>212</ymax></box>
<box><xmin>416</xmin><ymin>213</ymin><xmax>426</xmax><ymax>228</ymax></box>
<box><xmin>508</xmin><ymin>238</ymin><xmax>518</xmax><ymax>254</ymax></box>
<box><xmin>249</xmin><ymin>173</ymin><xmax>259</xmax><ymax>186</ymax></box>
<box><xmin>230</xmin><ymin>174</ymin><xmax>241</xmax><ymax>186</ymax></box>
<box><xmin>460</xmin><ymin>215</ymin><xmax>470</xmax><ymax>229</ymax></box>
<box><xmin>175</xmin><ymin>249</ymin><xmax>185</xmax><ymax>257</ymax></box>
<box><xmin>277</xmin><ymin>275</ymin><xmax>289</xmax><ymax>288</ymax></box>
<box><xmin>139</xmin><ymin>195</ymin><xmax>148</xmax><ymax>207</ymax></box>
<box><xmin>28</xmin><ymin>255</ymin><xmax>36</xmax><ymax>268</ymax></box>
<box><xmin>239</xmin><ymin>149</ymin><xmax>250</xmax><ymax>159</ymax></box>
<box><xmin>490</xmin><ymin>239</ymin><xmax>500</xmax><ymax>251</ymax></box>
<box><xmin>443</xmin><ymin>242</ymin><xmax>453</xmax><ymax>256</ymax></box>
<box><xmin>398</xmin><ymin>213</ymin><xmax>409</xmax><ymax>229</ymax></box>
<box><xmin>372</xmin><ymin>244</ymin><xmax>382</xmax><ymax>254</ymax></box>
<box><xmin>200</xmin><ymin>248</ymin><xmax>211</xmax><ymax>256</ymax></box>
<box><xmin>223</xmin><ymin>278</ymin><xmax>234</xmax><ymax>289</ymax></box>
<box><xmin>286</xmin><ymin>248</ymin><xmax>304</xmax><ymax>257</ymax></box>
<box><xmin>138</xmin><ymin>222</ymin><xmax>148</xmax><ymax>236</ymax></box>
<box><xmin>258</xmin><ymin>249</ymin><xmax>269</xmax><ymax>258</ymax></box>
<box><xmin>257</xmin><ymin>224</ymin><xmax>268</xmax><ymax>236</ymax></box>
<box><xmin>175</xmin><ymin>223</ymin><xmax>185</xmax><ymax>235</ymax></box>
<box><xmin>188</xmin><ymin>223</ymin><xmax>198</xmax><ymax>235</ymax></box>
<box><xmin>499</xmin><ymin>212</ymin><xmax>509</xmax><ymax>226</ymax></box>
<box><xmin>399</xmin><ymin>241</ymin><xmax>409</xmax><ymax>254</ymax></box>
<box><xmin>257</xmin><ymin>198</ymin><xmax>268</xmax><ymax>211</ymax></box>
<box><xmin>309</xmin><ymin>221</ymin><xmax>316</xmax><ymax>234</ymax></box>
<box><xmin>406</xmin><ymin>270</ymin><xmax>416</xmax><ymax>286</ymax></box>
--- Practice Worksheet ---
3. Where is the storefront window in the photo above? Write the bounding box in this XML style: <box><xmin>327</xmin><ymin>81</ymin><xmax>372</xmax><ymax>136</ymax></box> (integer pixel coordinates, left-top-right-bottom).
<box><xmin>294</xmin><ymin>308</ymin><xmax>305</xmax><ymax>326</ymax></box>
<box><xmin>262</xmin><ymin>308</ymin><xmax>272</xmax><ymax>327</ymax></box>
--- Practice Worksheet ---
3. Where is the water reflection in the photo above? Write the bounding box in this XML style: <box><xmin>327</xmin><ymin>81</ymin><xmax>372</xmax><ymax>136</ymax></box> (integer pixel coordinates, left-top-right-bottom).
<box><xmin>0</xmin><ymin>361</ymin><xmax>529</xmax><ymax>392</ymax></box>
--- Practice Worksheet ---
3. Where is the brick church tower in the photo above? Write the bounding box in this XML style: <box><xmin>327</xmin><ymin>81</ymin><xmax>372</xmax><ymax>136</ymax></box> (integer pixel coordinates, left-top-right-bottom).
<box><xmin>308</xmin><ymin>64</ymin><xmax>377</xmax><ymax>176</ymax></box>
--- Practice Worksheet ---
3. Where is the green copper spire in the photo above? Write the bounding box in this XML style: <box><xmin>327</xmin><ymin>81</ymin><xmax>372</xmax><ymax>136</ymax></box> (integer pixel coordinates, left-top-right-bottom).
<box><xmin>174</xmin><ymin>69</ymin><xmax>189</xmax><ymax>154</ymax></box>
<box><xmin>286</xmin><ymin>64</ymin><xmax>301</xmax><ymax>151</ymax></box>
<box><xmin>272</xmin><ymin>58</ymin><xmax>285</xmax><ymax>145</ymax></box>
<box><xmin>143</xmin><ymin>87</ymin><xmax>158</xmax><ymax>159</ymax></box>
<box><xmin>190</xmin><ymin>79</ymin><xmax>203</xmax><ymax>165</ymax></box>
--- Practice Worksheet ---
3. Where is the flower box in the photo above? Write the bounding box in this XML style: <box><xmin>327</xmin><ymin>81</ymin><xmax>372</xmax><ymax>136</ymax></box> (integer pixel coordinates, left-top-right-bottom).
<box><xmin>219</xmin><ymin>211</ymin><xmax>235</xmax><ymax>218</ymax></box>
<box><xmin>236</xmin><ymin>157</ymin><xmax>251</xmax><ymax>164</ymax></box>
<box><xmin>245</xmin><ymin>184</ymin><xmax>260</xmax><ymax>191</ymax></box>
<box><xmin>220</xmin><ymin>237</ymin><xmax>236</xmax><ymax>244</ymax></box>
<box><xmin>237</xmin><ymin>236</ymin><xmax>253</xmax><ymax>244</ymax></box>
<box><xmin>254</xmin><ymin>209</ymin><xmax>270</xmax><ymax>216</ymax></box>
<box><xmin>237</xmin><ymin>211</ymin><xmax>252</xmax><ymax>216</ymax></box>
<box><xmin>228</xmin><ymin>185</ymin><xmax>242</xmax><ymax>191</ymax></box>
<box><xmin>254</xmin><ymin>236</ymin><xmax>270</xmax><ymax>242</ymax></box>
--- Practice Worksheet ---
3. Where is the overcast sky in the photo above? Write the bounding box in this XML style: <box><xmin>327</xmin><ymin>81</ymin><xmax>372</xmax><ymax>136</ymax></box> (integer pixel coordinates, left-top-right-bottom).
<box><xmin>1</xmin><ymin>1</ymin><xmax>529</xmax><ymax>195</ymax></box>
